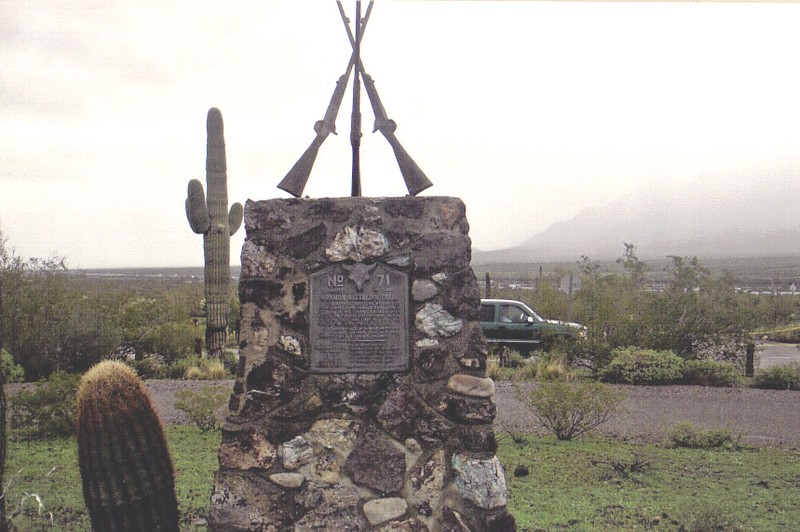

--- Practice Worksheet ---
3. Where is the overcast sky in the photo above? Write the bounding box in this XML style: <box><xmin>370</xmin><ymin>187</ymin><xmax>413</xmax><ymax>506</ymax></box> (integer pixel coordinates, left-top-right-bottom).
<box><xmin>2</xmin><ymin>1</ymin><xmax>800</xmax><ymax>268</ymax></box>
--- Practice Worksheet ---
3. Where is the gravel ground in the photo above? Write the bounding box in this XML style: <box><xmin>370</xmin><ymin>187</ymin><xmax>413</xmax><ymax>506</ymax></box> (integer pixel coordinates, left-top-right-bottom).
<box><xmin>142</xmin><ymin>379</ymin><xmax>800</xmax><ymax>448</ymax></box>
<box><xmin>494</xmin><ymin>381</ymin><xmax>800</xmax><ymax>448</ymax></box>
<box><xmin>7</xmin><ymin>378</ymin><xmax>800</xmax><ymax>448</ymax></box>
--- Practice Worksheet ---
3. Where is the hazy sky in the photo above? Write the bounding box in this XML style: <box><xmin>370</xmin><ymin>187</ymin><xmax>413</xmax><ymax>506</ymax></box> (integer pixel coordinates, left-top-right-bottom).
<box><xmin>2</xmin><ymin>1</ymin><xmax>800</xmax><ymax>268</ymax></box>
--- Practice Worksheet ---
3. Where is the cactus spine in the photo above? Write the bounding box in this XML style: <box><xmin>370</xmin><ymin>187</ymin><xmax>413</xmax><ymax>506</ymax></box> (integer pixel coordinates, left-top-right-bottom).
<box><xmin>76</xmin><ymin>361</ymin><xmax>179</xmax><ymax>532</ymax></box>
<box><xmin>186</xmin><ymin>108</ymin><xmax>243</xmax><ymax>359</ymax></box>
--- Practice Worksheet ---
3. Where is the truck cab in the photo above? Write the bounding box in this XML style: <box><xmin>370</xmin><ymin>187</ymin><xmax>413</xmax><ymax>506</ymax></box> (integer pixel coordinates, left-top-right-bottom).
<box><xmin>479</xmin><ymin>298</ymin><xmax>584</xmax><ymax>355</ymax></box>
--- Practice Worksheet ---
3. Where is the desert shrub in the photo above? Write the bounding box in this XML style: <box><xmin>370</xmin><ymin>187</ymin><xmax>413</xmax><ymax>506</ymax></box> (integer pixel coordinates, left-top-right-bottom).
<box><xmin>184</xmin><ymin>359</ymin><xmax>228</xmax><ymax>380</ymax></box>
<box><xmin>668</xmin><ymin>422</ymin><xmax>735</xmax><ymax>449</ymax></box>
<box><xmin>222</xmin><ymin>349</ymin><xmax>239</xmax><ymax>376</ymax></box>
<box><xmin>753</xmin><ymin>364</ymin><xmax>800</xmax><ymax>390</ymax></box>
<box><xmin>682</xmin><ymin>360</ymin><xmax>745</xmax><ymax>387</ymax></box>
<box><xmin>600</xmin><ymin>347</ymin><xmax>684</xmax><ymax>385</ymax></box>
<box><xmin>685</xmin><ymin>503</ymin><xmax>737</xmax><ymax>532</ymax></box>
<box><xmin>168</xmin><ymin>357</ymin><xmax>197</xmax><ymax>379</ymax></box>
<box><xmin>127</xmin><ymin>357</ymin><xmax>171</xmax><ymax>380</ymax></box>
<box><xmin>148</xmin><ymin>322</ymin><xmax>196</xmax><ymax>363</ymax></box>
<box><xmin>204</xmin><ymin>361</ymin><xmax>227</xmax><ymax>380</ymax></box>
<box><xmin>520</xmin><ymin>380</ymin><xmax>624</xmax><ymax>440</ymax></box>
<box><xmin>511</xmin><ymin>362</ymin><xmax>538</xmax><ymax>382</ymax></box>
<box><xmin>598</xmin><ymin>453</ymin><xmax>652</xmax><ymax>481</ymax></box>
<box><xmin>487</xmin><ymin>360</ymin><xmax>516</xmax><ymax>382</ymax></box>
<box><xmin>1</xmin><ymin>348</ymin><xmax>25</xmax><ymax>383</ymax></box>
<box><xmin>489</xmin><ymin>346</ymin><xmax>526</xmax><ymax>368</ymax></box>
<box><xmin>503</xmin><ymin>349</ymin><xmax>526</xmax><ymax>369</ymax></box>
<box><xmin>175</xmin><ymin>384</ymin><xmax>230</xmax><ymax>431</ymax></box>
<box><xmin>184</xmin><ymin>366</ymin><xmax>204</xmax><ymax>380</ymax></box>
<box><xmin>130</xmin><ymin>356</ymin><xmax>232</xmax><ymax>381</ymax></box>
<box><xmin>10</xmin><ymin>371</ymin><xmax>80</xmax><ymax>438</ymax></box>
<box><xmin>534</xmin><ymin>352</ymin><xmax>574</xmax><ymax>381</ymax></box>
<box><xmin>493</xmin><ymin>368</ymin><xmax>518</xmax><ymax>381</ymax></box>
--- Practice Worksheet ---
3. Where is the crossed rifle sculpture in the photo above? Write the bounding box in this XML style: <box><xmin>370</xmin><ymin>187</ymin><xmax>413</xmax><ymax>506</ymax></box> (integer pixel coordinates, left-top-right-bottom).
<box><xmin>278</xmin><ymin>0</ymin><xmax>433</xmax><ymax>198</ymax></box>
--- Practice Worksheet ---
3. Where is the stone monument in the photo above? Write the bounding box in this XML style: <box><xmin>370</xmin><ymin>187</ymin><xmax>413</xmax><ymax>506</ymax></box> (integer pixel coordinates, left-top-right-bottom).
<box><xmin>209</xmin><ymin>196</ymin><xmax>515</xmax><ymax>530</ymax></box>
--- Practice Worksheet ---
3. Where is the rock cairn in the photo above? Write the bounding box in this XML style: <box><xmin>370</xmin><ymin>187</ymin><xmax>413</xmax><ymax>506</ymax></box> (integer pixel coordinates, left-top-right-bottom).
<box><xmin>210</xmin><ymin>196</ymin><xmax>515</xmax><ymax>531</ymax></box>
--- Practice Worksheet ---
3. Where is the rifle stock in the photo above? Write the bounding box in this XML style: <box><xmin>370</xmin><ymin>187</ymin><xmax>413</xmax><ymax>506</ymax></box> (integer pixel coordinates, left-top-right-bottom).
<box><xmin>277</xmin><ymin>134</ymin><xmax>325</xmax><ymax>197</ymax></box>
<box><xmin>361</xmin><ymin>73</ymin><xmax>433</xmax><ymax>196</ymax></box>
<box><xmin>383</xmin><ymin>131</ymin><xmax>432</xmax><ymax>196</ymax></box>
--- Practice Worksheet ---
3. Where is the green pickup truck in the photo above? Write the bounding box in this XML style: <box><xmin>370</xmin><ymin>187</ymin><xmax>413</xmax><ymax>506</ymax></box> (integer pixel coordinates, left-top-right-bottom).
<box><xmin>479</xmin><ymin>298</ymin><xmax>585</xmax><ymax>355</ymax></box>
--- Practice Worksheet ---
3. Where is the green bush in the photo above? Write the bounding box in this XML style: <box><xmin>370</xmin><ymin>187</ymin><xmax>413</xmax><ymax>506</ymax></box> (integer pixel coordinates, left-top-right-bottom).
<box><xmin>148</xmin><ymin>322</ymin><xmax>196</xmax><ymax>363</ymax></box>
<box><xmin>600</xmin><ymin>347</ymin><xmax>684</xmax><ymax>385</ymax></box>
<box><xmin>127</xmin><ymin>357</ymin><xmax>171</xmax><ymax>380</ymax></box>
<box><xmin>128</xmin><ymin>356</ymin><xmax>233</xmax><ymax>381</ymax></box>
<box><xmin>167</xmin><ymin>356</ymin><xmax>200</xmax><ymax>379</ymax></box>
<box><xmin>682</xmin><ymin>360</ymin><xmax>745</xmax><ymax>387</ymax></box>
<box><xmin>520</xmin><ymin>380</ymin><xmax>625</xmax><ymax>440</ymax></box>
<box><xmin>502</xmin><ymin>349</ymin><xmax>526</xmax><ymax>369</ymax></box>
<box><xmin>753</xmin><ymin>364</ymin><xmax>800</xmax><ymax>390</ymax></box>
<box><xmin>487</xmin><ymin>361</ymin><xmax>516</xmax><ymax>382</ymax></box>
<box><xmin>222</xmin><ymin>349</ymin><xmax>239</xmax><ymax>376</ymax></box>
<box><xmin>668</xmin><ymin>423</ymin><xmax>735</xmax><ymax>449</ymax></box>
<box><xmin>1</xmin><ymin>348</ymin><xmax>25</xmax><ymax>383</ymax></box>
<box><xmin>512</xmin><ymin>362</ymin><xmax>538</xmax><ymax>382</ymax></box>
<box><xmin>534</xmin><ymin>352</ymin><xmax>574</xmax><ymax>382</ymax></box>
<box><xmin>175</xmin><ymin>384</ymin><xmax>230</xmax><ymax>431</ymax></box>
<box><xmin>10</xmin><ymin>371</ymin><xmax>80</xmax><ymax>438</ymax></box>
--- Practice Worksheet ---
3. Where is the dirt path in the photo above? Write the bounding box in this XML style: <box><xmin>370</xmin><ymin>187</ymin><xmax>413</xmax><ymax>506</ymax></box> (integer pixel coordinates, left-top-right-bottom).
<box><xmin>136</xmin><ymin>379</ymin><xmax>800</xmax><ymax>448</ymax></box>
<box><xmin>7</xmin><ymin>377</ymin><xmax>800</xmax><ymax>447</ymax></box>
<box><xmin>495</xmin><ymin>382</ymin><xmax>800</xmax><ymax>448</ymax></box>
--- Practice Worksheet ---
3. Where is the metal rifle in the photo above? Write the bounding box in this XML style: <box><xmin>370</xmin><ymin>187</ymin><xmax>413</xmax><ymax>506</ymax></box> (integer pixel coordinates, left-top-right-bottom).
<box><xmin>277</xmin><ymin>3</ymin><xmax>374</xmax><ymax>198</ymax></box>
<box><xmin>350</xmin><ymin>0</ymin><xmax>363</xmax><ymax>197</ymax></box>
<box><xmin>336</xmin><ymin>1</ymin><xmax>433</xmax><ymax>196</ymax></box>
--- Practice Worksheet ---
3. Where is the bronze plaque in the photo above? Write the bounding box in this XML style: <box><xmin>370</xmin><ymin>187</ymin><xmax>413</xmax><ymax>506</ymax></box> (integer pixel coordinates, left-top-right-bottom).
<box><xmin>310</xmin><ymin>262</ymin><xmax>409</xmax><ymax>373</ymax></box>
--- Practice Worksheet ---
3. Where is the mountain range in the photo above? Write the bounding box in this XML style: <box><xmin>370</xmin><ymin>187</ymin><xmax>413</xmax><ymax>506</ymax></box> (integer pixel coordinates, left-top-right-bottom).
<box><xmin>472</xmin><ymin>179</ymin><xmax>800</xmax><ymax>264</ymax></box>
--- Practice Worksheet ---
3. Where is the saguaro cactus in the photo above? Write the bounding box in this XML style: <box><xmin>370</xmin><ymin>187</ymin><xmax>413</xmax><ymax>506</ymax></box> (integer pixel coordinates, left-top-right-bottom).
<box><xmin>76</xmin><ymin>361</ymin><xmax>179</xmax><ymax>532</ymax></box>
<box><xmin>186</xmin><ymin>108</ymin><xmax>243</xmax><ymax>359</ymax></box>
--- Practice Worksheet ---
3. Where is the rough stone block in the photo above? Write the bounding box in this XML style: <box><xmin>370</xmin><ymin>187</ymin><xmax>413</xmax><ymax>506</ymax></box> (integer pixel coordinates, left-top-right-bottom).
<box><xmin>446</xmin><ymin>395</ymin><xmax>497</xmax><ymax>424</ymax></box>
<box><xmin>363</xmin><ymin>497</ymin><xmax>410</xmax><ymax>527</ymax></box>
<box><xmin>211</xmin><ymin>197</ymin><xmax>514</xmax><ymax>530</ymax></box>
<box><xmin>343</xmin><ymin>430</ymin><xmax>406</xmax><ymax>494</ymax></box>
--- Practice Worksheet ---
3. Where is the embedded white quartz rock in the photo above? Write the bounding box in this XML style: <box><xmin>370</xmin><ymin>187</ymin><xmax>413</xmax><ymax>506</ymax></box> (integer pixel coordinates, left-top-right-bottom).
<box><xmin>415</xmin><ymin>303</ymin><xmax>462</xmax><ymax>337</ymax></box>
<box><xmin>326</xmin><ymin>226</ymin><xmax>389</xmax><ymax>262</ymax></box>
<box><xmin>451</xmin><ymin>454</ymin><xmax>508</xmax><ymax>509</ymax></box>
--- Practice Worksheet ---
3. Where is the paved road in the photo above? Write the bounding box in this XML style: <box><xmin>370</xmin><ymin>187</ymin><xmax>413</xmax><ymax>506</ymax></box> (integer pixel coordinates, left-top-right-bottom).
<box><xmin>758</xmin><ymin>342</ymin><xmax>800</xmax><ymax>368</ymax></box>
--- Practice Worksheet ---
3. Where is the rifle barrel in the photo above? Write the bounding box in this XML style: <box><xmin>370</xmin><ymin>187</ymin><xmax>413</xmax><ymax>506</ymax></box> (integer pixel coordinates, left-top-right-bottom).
<box><xmin>350</xmin><ymin>0</ymin><xmax>363</xmax><ymax>197</ymax></box>
<box><xmin>277</xmin><ymin>2</ymin><xmax>373</xmax><ymax>198</ymax></box>
<box><xmin>337</xmin><ymin>1</ymin><xmax>432</xmax><ymax>196</ymax></box>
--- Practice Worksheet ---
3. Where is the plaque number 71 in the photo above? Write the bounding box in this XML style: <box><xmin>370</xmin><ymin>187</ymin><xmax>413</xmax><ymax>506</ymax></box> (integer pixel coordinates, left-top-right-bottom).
<box><xmin>376</xmin><ymin>273</ymin><xmax>391</xmax><ymax>287</ymax></box>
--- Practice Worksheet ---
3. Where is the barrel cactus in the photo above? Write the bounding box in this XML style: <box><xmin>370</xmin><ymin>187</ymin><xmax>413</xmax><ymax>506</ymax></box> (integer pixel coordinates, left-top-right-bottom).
<box><xmin>186</xmin><ymin>108</ymin><xmax>243</xmax><ymax>359</ymax></box>
<box><xmin>76</xmin><ymin>361</ymin><xmax>178</xmax><ymax>532</ymax></box>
